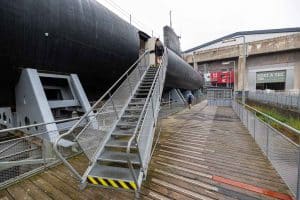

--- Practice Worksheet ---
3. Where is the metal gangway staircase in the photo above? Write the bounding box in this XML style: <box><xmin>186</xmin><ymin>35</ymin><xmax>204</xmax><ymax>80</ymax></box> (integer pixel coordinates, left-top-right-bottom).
<box><xmin>54</xmin><ymin>49</ymin><xmax>167</xmax><ymax>196</ymax></box>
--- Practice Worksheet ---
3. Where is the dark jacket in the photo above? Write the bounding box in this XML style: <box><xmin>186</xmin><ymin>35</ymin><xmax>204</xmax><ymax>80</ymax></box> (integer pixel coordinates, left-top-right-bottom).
<box><xmin>155</xmin><ymin>40</ymin><xmax>164</xmax><ymax>56</ymax></box>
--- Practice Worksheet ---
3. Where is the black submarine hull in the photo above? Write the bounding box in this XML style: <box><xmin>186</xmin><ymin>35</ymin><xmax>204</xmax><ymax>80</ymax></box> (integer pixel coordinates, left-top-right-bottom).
<box><xmin>166</xmin><ymin>49</ymin><xmax>203</xmax><ymax>90</ymax></box>
<box><xmin>0</xmin><ymin>0</ymin><xmax>202</xmax><ymax>106</ymax></box>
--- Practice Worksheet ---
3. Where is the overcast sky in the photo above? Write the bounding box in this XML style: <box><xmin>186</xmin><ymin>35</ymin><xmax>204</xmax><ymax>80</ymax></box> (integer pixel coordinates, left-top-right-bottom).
<box><xmin>97</xmin><ymin>0</ymin><xmax>300</xmax><ymax>51</ymax></box>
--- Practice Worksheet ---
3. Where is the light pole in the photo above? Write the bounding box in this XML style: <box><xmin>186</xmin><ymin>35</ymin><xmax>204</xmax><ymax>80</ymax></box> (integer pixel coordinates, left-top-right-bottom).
<box><xmin>222</xmin><ymin>35</ymin><xmax>247</xmax><ymax>105</ymax></box>
<box><xmin>222</xmin><ymin>60</ymin><xmax>236</xmax><ymax>99</ymax></box>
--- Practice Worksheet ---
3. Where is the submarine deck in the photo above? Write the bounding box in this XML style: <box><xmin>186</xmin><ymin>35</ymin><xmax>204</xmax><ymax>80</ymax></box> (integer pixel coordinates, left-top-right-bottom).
<box><xmin>0</xmin><ymin>102</ymin><xmax>293</xmax><ymax>200</ymax></box>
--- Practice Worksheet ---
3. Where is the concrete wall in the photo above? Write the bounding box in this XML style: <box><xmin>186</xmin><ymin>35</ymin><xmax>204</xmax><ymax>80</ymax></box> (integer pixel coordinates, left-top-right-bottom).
<box><xmin>184</xmin><ymin>33</ymin><xmax>300</xmax><ymax>64</ymax></box>
<box><xmin>247</xmin><ymin>51</ymin><xmax>300</xmax><ymax>91</ymax></box>
<box><xmin>184</xmin><ymin>33</ymin><xmax>300</xmax><ymax>91</ymax></box>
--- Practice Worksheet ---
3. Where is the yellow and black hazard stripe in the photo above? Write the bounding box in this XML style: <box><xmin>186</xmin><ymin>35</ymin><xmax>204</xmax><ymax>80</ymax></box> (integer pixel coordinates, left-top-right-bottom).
<box><xmin>87</xmin><ymin>176</ymin><xmax>137</xmax><ymax>191</ymax></box>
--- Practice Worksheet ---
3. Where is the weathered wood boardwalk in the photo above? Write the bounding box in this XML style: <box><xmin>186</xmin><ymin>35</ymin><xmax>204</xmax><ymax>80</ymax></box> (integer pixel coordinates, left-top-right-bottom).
<box><xmin>0</xmin><ymin>102</ymin><xmax>293</xmax><ymax>200</ymax></box>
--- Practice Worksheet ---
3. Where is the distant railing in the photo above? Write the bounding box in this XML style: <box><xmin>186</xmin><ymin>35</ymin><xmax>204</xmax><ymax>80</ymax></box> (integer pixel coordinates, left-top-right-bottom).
<box><xmin>159</xmin><ymin>93</ymin><xmax>206</xmax><ymax>118</ymax></box>
<box><xmin>248</xmin><ymin>90</ymin><xmax>300</xmax><ymax>111</ymax></box>
<box><xmin>207</xmin><ymin>88</ymin><xmax>233</xmax><ymax>106</ymax></box>
<box><xmin>232</xmin><ymin>101</ymin><xmax>300</xmax><ymax>199</ymax></box>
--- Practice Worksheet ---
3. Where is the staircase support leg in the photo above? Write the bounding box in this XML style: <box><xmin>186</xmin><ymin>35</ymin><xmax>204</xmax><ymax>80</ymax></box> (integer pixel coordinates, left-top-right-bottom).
<box><xmin>79</xmin><ymin>181</ymin><xmax>87</xmax><ymax>190</ymax></box>
<box><xmin>134</xmin><ymin>190</ymin><xmax>140</xmax><ymax>200</ymax></box>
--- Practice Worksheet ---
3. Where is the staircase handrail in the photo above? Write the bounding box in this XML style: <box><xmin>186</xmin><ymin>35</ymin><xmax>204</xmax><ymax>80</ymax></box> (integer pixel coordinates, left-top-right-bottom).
<box><xmin>126</xmin><ymin>48</ymin><xmax>167</xmax><ymax>188</ymax></box>
<box><xmin>53</xmin><ymin>50</ymin><xmax>150</xmax><ymax>181</ymax></box>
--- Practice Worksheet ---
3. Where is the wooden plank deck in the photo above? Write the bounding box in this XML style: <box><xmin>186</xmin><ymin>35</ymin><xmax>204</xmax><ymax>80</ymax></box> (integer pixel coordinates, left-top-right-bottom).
<box><xmin>0</xmin><ymin>102</ymin><xmax>293</xmax><ymax>200</ymax></box>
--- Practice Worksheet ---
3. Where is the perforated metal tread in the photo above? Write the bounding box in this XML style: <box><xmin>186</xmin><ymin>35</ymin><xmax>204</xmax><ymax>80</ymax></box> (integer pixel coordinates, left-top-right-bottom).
<box><xmin>121</xmin><ymin>114</ymin><xmax>140</xmax><ymax>119</ymax></box>
<box><xmin>111</xmin><ymin>129</ymin><xmax>134</xmax><ymax>136</ymax></box>
<box><xmin>98</xmin><ymin>151</ymin><xmax>140</xmax><ymax>164</ymax></box>
<box><xmin>128</xmin><ymin>102</ymin><xmax>145</xmax><ymax>105</ymax></box>
<box><xmin>117</xmin><ymin>122</ymin><xmax>137</xmax><ymax>126</ymax></box>
<box><xmin>125</xmin><ymin>108</ymin><xmax>142</xmax><ymax>111</ymax></box>
<box><xmin>106</xmin><ymin>139</ymin><xmax>137</xmax><ymax>148</ymax></box>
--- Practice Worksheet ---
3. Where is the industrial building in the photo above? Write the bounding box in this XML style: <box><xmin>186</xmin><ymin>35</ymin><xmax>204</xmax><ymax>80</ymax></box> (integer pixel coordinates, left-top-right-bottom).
<box><xmin>183</xmin><ymin>28</ymin><xmax>300</xmax><ymax>92</ymax></box>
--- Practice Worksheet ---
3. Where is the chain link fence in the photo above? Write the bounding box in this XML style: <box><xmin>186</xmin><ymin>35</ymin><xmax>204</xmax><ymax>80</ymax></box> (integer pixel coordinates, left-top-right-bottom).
<box><xmin>248</xmin><ymin>90</ymin><xmax>300</xmax><ymax>111</ymax></box>
<box><xmin>232</xmin><ymin>101</ymin><xmax>300</xmax><ymax>199</ymax></box>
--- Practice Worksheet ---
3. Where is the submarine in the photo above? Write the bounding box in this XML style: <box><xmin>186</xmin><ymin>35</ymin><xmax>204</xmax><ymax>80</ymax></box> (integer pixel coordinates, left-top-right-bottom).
<box><xmin>0</xmin><ymin>0</ymin><xmax>203</xmax><ymax>108</ymax></box>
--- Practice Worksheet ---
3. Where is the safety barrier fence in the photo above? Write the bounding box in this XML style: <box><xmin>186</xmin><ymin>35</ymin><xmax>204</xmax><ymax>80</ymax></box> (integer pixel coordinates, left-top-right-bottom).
<box><xmin>232</xmin><ymin>101</ymin><xmax>300</xmax><ymax>199</ymax></box>
<box><xmin>0</xmin><ymin>117</ymin><xmax>80</xmax><ymax>189</ymax></box>
<box><xmin>248</xmin><ymin>90</ymin><xmax>300</xmax><ymax>111</ymax></box>
<box><xmin>207</xmin><ymin>88</ymin><xmax>233</xmax><ymax>106</ymax></box>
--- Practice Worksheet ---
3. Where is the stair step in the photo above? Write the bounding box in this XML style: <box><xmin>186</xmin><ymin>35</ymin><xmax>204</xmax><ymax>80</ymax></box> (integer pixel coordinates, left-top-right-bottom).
<box><xmin>88</xmin><ymin>165</ymin><xmax>139</xmax><ymax>189</ymax></box>
<box><xmin>129</xmin><ymin>101</ymin><xmax>145</xmax><ymax>104</ymax></box>
<box><xmin>98</xmin><ymin>151</ymin><xmax>140</xmax><ymax>164</ymax></box>
<box><xmin>121</xmin><ymin>114</ymin><xmax>140</xmax><ymax>119</ymax></box>
<box><xmin>135</xmin><ymin>92</ymin><xmax>148</xmax><ymax>95</ymax></box>
<box><xmin>140</xmin><ymin>82</ymin><xmax>152</xmax><ymax>84</ymax></box>
<box><xmin>125</xmin><ymin>108</ymin><xmax>142</xmax><ymax>111</ymax></box>
<box><xmin>139</xmin><ymin>86</ymin><xmax>151</xmax><ymax>88</ymax></box>
<box><xmin>116</xmin><ymin>123</ymin><xmax>137</xmax><ymax>129</ymax></box>
<box><xmin>127</xmin><ymin>105</ymin><xmax>143</xmax><ymax>109</ymax></box>
<box><xmin>136</xmin><ymin>89</ymin><xmax>150</xmax><ymax>91</ymax></box>
<box><xmin>106</xmin><ymin>139</ymin><xmax>137</xmax><ymax>148</ymax></box>
<box><xmin>111</xmin><ymin>129</ymin><xmax>134</xmax><ymax>136</ymax></box>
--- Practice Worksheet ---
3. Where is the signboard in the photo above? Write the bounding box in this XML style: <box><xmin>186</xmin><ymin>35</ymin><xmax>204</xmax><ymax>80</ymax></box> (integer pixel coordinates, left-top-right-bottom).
<box><xmin>256</xmin><ymin>70</ymin><xmax>286</xmax><ymax>83</ymax></box>
<box><xmin>204</xmin><ymin>73</ymin><xmax>211</xmax><ymax>82</ymax></box>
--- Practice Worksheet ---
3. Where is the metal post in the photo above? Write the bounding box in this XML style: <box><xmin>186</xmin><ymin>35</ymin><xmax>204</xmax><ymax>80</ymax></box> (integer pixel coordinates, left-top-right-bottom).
<box><xmin>297</xmin><ymin>93</ymin><xmax>300</xmax><ymax>111</ymax></box>
<box><xmin>127</xmin><ymin>73</ymin><xmax>133</xmax><ymax>95</ymax></box>
<box><xmin>253</xmin><ymin>112</ymin><xmax>256</xmax><ymax>139</ymax></box>
<box><xmin>297</xmin><ymin>146</ymin><xmax>300</xmax><ymax>200</ymax></box>
<box><xmin>168</xmin><ymin>91</ymin><xmax>171</xmax><ymax>109</ymax></box>
<box><xmin>246</xmin><ymin>109</ymin><xmax>249</xmax><ymax>128</ymax></box>
<box><xmin>169</xmin><ymin>10</ymin><xmax>172</xmax><ymax>28</ymax></box>
<box><xmin>151</xmin><ymin>96</ymin><xmax>155</xmax><ymax>120</ymax></box>
<box><xmin>242</xmin><ymin>36</ymin><xmax>246</xmax><ymax>106</ymax></box>
<box><xmin>266</xmin><ymin>120</ymin><xmax>269</xmax><ymax>158</ymax></box>
<box><xmin>109</xmin><ymin>93</ymin><xmax>119</xmax><ymax>119</ymax></box>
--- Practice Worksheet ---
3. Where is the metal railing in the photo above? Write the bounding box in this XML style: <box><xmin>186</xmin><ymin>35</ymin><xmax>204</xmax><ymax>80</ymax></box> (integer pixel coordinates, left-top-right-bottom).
<box><xmin>127</xmin><ymin>48</ymin><xmax>168</xmax><ymax>188</ymax></box>
<box><xmin>53</xmin><ymin>50</ymin><xmax>150</xmax><ymax>181</ymax></box>
<box><xmin>248</xmin><ymin>90</ymin><xmax>300</xmax><ymax>110</ymax></box>
<box><xmin>232</xmin><ymin>101</ymin><xmax>300</xmax><ymax>199</ymax></box>
<box><xmin>0</xmin><ymin>117</ymin><xmax>80</xmax><ymax>189</ymax></box>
